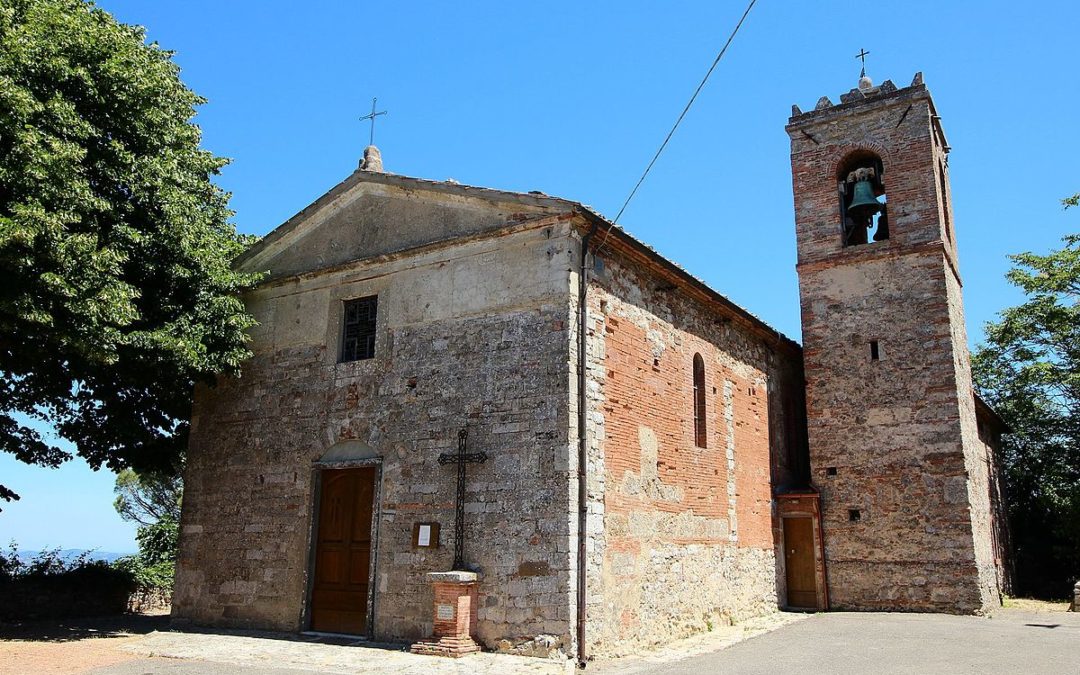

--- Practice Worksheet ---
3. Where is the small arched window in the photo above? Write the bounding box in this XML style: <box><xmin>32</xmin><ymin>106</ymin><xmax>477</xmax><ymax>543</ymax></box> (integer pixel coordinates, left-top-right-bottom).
<box><xmin>838</xmin><ymin>152</ymin><xmax>889</xmax><ymax>246</ymax></box>
<box><xmin>693</xmin><ymin>353</ymin><xmax>707</xmax><ymax>448</ymax></box>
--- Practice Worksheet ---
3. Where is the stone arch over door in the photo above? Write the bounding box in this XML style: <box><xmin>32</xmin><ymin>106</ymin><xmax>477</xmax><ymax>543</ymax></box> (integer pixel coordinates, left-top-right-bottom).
<box><xmin>316</xmin><ymin>439</ymin><xmax>379</xmax><ymax>466</ymax></box>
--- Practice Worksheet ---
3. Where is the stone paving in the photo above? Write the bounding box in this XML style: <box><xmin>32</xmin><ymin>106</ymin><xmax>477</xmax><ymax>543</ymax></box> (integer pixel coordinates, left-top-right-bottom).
<box><xmin>119</xmin><ymin>630</ymin><xmax>575</xmax><ymax>674</ymax></box>
<box><xmin>102</xmin><ymin>611</ymin><xmax>805</xmax><ymax>674</ymax></box>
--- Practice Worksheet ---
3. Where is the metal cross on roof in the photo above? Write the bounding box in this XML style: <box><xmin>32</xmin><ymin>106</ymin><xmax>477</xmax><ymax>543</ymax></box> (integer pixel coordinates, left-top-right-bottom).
<box><xmin>855</xmin><ymin>49</ymin><xmax>870</xmax><ymax>77</ymax></box>
<box><xmin>358</xmin><ymin>97</ymin><xmax>387</xmax><ymax>146</ymax></box>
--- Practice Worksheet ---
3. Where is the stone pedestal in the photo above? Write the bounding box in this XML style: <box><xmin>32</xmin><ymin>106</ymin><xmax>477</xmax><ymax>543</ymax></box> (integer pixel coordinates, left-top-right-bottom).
<box><xmin>410</xmin><ymin>571</ymin><xmax>482</xmax><ymax>657</ymax></box>
<box><xmin>1071</xmin><ymin>581</ymin><xmax>1079</xmax><ymax>612</ymax></box>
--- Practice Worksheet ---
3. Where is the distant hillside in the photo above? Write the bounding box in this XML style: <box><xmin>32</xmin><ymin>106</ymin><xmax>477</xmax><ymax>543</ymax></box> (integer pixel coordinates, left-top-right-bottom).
<box><xmin>15</xmin><ymin>549</ymin><xmax>132</xmax><ymax>564</ymax></box>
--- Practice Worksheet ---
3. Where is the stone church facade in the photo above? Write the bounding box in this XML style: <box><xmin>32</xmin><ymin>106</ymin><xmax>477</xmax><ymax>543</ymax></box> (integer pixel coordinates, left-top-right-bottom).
<box><xmin>172</xmin><ymin>74</ymin><xmax>1010</xmax><ymax>660</ymax></box>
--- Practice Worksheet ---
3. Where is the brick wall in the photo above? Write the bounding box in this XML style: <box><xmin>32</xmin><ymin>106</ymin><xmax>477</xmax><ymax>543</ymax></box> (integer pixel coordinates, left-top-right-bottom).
<box><xmin>574</xmin><ymin>243</ymin><xmax>801</xmax><ymax>657</ymax></box>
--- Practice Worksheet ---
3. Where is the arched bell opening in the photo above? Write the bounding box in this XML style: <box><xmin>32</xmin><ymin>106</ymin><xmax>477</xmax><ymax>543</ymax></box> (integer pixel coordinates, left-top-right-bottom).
<box><xmin>836</xmin><ymin>151</ymin><xmax>889</xmax><ymax>246</ymax></box>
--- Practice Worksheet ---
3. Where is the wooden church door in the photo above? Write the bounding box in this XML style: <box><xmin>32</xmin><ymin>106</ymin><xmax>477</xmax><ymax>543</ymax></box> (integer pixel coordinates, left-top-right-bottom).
<box><xmin>310</xmin><ymin>466</ymin><xmax>376</xmax><ymax>635</ymax></box>
<box><xmin>783</xmin><ymin>516</ymin><xmax>818</xmax><ymax>609</ymax></box>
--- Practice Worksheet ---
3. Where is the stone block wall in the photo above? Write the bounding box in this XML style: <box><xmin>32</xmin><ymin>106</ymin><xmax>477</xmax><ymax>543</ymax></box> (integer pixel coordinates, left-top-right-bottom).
<box><xmin>573</xmin><ymin>241</ymin><xmax>801</xmax><ymax>657</ymax></box>
<box><xmin>975</xmin><ymin>409</ymin><xmax>1012</xmax><ymax>595</ymax></box>
<box><xmin>944</xmin><ymin>262</ymin><xmax>1004</xmax><ymax>607</ymax></box>
<box><xmin>173</xmin><ymin>220</ymin><xmax>579</xmax><ymax>649</ymax></box>
<box><xmin>798</xmin><ymin>253</ymin><xmax>988</xmax><ymax>611</ymax></box>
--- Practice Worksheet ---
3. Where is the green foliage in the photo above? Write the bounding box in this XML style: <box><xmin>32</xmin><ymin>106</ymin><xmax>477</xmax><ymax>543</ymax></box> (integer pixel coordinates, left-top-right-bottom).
<box><xmin>135</xmin><ymin>517</ymin><xmax>178</xmax><ymax>567</ymax></box>
<box><xmin>110</xmin><ymin>466</ymin><xmax>180</xmax><ymax>597</ymax></box>
<box><xmin>114</xmin><ymin>518</ymin><xmax>177</xmax><ymax>598</ymax></box>
<box><xmin>113</xmin><ymin>467</ymin><xmax>182</xmax><ymax>526</ymax></box>
<box><xmin>973</xmin><ymin>230</ymin><xmax>1080</xmax><ymax>598</ymax></box>
<box><xmin>0</xmin><ymin>541</ymin><xmax>128</xmax><ymax>582</ymax></box>
<box><xmin>0</xmin><ymin>541</ymin><xmax>137</xmax><ymax>618</ymax></box>
<box><xmin>1065</xmin><ymin>194</ymin><xmax>1079</xmax><ymax>210</ymax></box>
<box><xmin>0</xmin><ymin>0</ymin><xmax>262</xmax><ymax>506</ymax></box>
<box><xmin>112</xmin><ymin>551</ymin><xmax>173</xmax><ymax>595</ymax></box>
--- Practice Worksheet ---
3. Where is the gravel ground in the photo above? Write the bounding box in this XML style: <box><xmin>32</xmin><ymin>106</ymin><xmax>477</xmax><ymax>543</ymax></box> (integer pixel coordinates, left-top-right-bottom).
<box><xmin>0</xmin><ymin>613</ymin><xmax>169</xmax><ymax>675</ymax></box>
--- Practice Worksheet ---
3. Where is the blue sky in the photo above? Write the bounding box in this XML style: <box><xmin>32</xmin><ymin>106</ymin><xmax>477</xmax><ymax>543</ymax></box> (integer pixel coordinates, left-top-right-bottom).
<box><xmin>2</xmin><ymin>1</ymin><xmax>1077</xmax><ymax>552</ymax></box>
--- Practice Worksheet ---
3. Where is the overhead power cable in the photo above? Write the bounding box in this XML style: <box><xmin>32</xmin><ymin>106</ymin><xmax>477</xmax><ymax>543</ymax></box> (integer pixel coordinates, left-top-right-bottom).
<box><xmin>597</xmin><ymin>0</ymin><xmax>759</xmax><ymax>251</ymax></box>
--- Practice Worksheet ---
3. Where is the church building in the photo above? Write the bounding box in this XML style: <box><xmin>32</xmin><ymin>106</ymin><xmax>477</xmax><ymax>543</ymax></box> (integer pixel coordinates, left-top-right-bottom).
<box><xmin>172</xmin><ymin>73</ymin><xmax>1010</xmax><ymax>661</ymax></box>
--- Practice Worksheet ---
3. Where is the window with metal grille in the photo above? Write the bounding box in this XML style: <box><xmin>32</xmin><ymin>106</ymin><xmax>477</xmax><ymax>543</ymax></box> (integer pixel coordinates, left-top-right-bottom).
<box><xmin>340</xmin><ymin>296</ymin><xmax>377</xmax><ymax>362</ymax></box>
<box><xmin>693</xmin><ymin>353</ymin><xmax>707</xmax><ymax>448</ymax></box>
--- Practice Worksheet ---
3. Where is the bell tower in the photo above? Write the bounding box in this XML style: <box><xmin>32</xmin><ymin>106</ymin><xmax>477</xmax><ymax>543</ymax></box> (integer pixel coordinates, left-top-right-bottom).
<box><xmin>787</xmin><ymin>72</ymin><xmax>1002</xmax><ymax>612</ymax></box>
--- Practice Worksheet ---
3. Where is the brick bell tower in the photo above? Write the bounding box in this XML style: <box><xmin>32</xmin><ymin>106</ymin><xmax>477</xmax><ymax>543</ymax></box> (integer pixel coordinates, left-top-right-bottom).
<box><xmin>787</xmin><ymin>71</ymin><xmax>1002</xmax><ymax>612</ymax></box>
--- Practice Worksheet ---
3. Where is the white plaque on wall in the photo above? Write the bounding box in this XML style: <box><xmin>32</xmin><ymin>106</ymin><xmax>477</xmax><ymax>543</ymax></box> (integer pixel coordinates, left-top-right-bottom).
<box><xmin>412</xmin><ymin>522</ymin><xmax>440</xmax><ymax>548</ymax></box>
<box><xmin>436</xmin><ymin>603</ymin><xmax>455</xmax><ymax>621</ymax></box>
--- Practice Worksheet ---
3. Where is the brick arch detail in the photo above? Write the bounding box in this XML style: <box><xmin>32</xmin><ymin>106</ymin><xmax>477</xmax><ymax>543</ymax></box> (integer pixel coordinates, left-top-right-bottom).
<box><xmin>827</xmin><ymin>141</ymin><xmax>894</xmax><ymax>181</ymax></box>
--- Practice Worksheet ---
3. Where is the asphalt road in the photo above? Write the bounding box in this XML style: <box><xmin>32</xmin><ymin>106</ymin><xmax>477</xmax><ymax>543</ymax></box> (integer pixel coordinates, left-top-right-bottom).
<box><xmin>604</xmin><ymin>610</ymin><xmax>1080</xmax><ymax>675</ymax></box>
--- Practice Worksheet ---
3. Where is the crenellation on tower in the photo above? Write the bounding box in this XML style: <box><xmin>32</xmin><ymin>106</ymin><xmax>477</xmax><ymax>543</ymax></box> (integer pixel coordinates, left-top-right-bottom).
<box><xmin>789</xmin><ymin>73</ymin><xmax>929</xmax><ymax>126</ymax></box>
<box><xmin>787</xmin><ymin>77</ymin><xmax>958</xmax><ymax>272</ymax></box>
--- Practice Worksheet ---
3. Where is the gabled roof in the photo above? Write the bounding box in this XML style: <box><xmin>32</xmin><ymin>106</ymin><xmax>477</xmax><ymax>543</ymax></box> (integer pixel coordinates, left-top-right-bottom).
<box><xmin>238</xmin><ymin>167</ymin><xmax>800</xmax><ymax>352</ymax></box>
<box><xmin>234</xmin><ymin>168</ymin><xmax>578</xmax><ymax>271</ymax></box>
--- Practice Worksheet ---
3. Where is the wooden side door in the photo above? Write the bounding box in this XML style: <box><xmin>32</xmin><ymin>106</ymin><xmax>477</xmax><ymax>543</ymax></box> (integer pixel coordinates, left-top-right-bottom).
<box><xmin>783</xmin><ymin>516</ymin><xmax>818</xmax><ymax>609</ymax></box>
<box><xmin>310</xmin><ymin>466</ymin><xmax>376</xmax><ymax>634</ymax></box>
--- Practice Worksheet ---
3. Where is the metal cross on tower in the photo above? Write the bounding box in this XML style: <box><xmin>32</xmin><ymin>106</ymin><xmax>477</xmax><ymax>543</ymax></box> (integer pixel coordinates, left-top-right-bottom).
<box><xmin>358</xmin><ymin>97</ymin><xmax>387</xmax><ymax>146</ymax></box>
<box><xmin>855</xmin><ymin>49</ymin><xmax>870</xmax><ymax>77</ymax></box>
<box><xmin>437</xmin><ymin>427</ymin><xmax>487</xmax><ymax>571</ymax></box>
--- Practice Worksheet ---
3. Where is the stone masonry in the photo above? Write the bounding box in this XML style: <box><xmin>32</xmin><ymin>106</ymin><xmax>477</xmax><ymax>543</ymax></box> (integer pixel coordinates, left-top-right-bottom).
<box><xmin>173</xmin><ymin>177</ymin><xmax>582</xmax><ymax>650</ymax></box>
<box><xmin>173</xmin><ymin>70</ymin><xmax>1009</xmax><ymax>665</ymax></box>
<box><xmin>788</xmin><ymin>74</ymin><xmax>1002</xmax><ymax>612</ymax></box>
<box><xmin>573</xmin><ymin>236</ymin><xmax>805</xmax><ymax>657</ymax></box>
<box><xmin>173</xmin><ymin>168</ymin><xmax>809</xmax><ymax>659</ymax></box>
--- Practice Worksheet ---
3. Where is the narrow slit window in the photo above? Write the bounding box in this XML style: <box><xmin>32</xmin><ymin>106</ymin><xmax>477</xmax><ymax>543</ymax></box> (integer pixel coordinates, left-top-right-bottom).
<box><xmin>340</xmin><ymin>296</ymin><xmax>378</xmax><ymax>362</ymax></box>
<box><xmin>870</xmin><ymin>340</ymin><xmax>880</xmax><ymax>361</ymax></box>
<box><xmin>939</xmin><ymin>162</ymin><xmax>953</xmax><ymax>243</ymax></box>
<box><xmin>693</xmin><ymin>353</ymin><xmax>707</xmax><ymax>448</ymax></box>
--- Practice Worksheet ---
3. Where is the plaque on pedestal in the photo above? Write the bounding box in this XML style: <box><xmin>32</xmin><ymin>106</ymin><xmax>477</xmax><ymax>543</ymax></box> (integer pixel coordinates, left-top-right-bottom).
<box><xmin>409</xmin><ymin>571</ymin><xmax>482</xmax><ymax>658</ymax></box>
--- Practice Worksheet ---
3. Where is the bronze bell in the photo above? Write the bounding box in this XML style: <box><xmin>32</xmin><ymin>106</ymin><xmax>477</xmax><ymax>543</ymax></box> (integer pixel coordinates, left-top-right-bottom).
<box><xmin>847</xmin><ymin>179</ymin><xmax>883</xmax><ymax>219</ymax></box>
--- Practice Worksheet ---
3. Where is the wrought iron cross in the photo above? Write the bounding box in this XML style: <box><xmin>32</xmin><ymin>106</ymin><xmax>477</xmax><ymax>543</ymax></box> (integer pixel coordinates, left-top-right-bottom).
<box><xmin>855</xmin><ymin>49</ymin><xmax>870</xmax><ymax>77</ymax></box>
<box><xmin>438</xmin><ymin>427</ymin><xmax>487</xmax><ymax>570</ymax></box>
<box><xmin>358</xmin><ymin>97</ymin><xmax>387</xmax><ymax>146</ymax></box>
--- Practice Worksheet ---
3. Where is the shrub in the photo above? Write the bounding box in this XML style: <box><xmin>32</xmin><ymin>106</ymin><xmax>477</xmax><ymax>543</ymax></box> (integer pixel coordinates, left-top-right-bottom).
<box><xmin>0</xmin><ymin>542</ymin><xmax>137</xmax><ymax>619</ymax></box>
<box><xmin>113</xmin><ymin>519</ymin><xmax>178</xmax><ymax>608</ymax></box>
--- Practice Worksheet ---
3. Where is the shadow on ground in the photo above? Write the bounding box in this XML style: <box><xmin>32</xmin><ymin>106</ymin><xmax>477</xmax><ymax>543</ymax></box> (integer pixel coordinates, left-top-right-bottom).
<box><xmin>0</xmin><ymin>613</ymin><xmax>170</xmax><ymax>643</ymax></box>
<box><xmin>1</xmin><ymin>612</ymin><xmax>410</xmax><ymax>652</ymax></box>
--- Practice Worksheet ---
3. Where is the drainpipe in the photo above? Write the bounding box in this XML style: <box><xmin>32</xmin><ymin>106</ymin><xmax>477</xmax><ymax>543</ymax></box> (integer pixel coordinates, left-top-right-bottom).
<box><xmin>576</xmin><ymin>218</ymin><xmax>599</xmax><ymax>668</ymax></box>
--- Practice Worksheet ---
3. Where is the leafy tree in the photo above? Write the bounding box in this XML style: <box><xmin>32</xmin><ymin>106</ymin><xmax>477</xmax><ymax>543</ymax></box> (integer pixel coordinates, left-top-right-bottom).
<box><xmin>112</xmin><ymin>467</ymin><xmax>181</xmax><ymax>596</ymax></box>
<box><xmin>113</xmin><ymin>468</ymin><xmax>181</xmax><ymax>526</ymax></box>
<box><xmin>134</xmin><ymin>517</ymin><xmax>179</xmax><ymax>568</ymax></box>
<box><xmin>972</xmin><ymin>225</ymin><xmax>1080</xmax><ymax>598</ymax></box>
<box><xmin>0</xmin><ymin>0</ymin><xmax>260</xmax><ymax>507</ymax></box>
<box><xmin>114</xmin><ymin>517</ymin><xmax>178</xmax><ymax>598</ymax></box>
